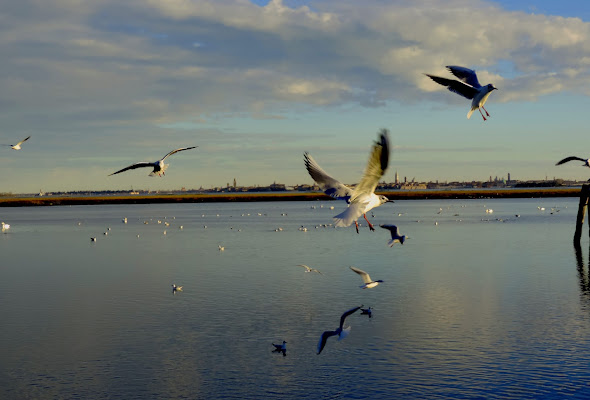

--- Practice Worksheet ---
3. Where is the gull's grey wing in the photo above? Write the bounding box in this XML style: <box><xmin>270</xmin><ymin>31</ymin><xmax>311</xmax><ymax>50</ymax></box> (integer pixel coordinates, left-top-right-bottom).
<box><xmin>109</xmin><ymin>162</ymin><xmax>154</xmax><ymax>176</ymax></box>
<box><xmin>352</xmin><ymin>129</ymin><xmax>390</xmax><ymax>200</ymax></box>
<box><xmin>17</xmin><ymin>136</ymin><xmax>31</xmax><ymax>146</ymax></box>
<box><xmin>446</xmin><ymin>66</ymin><xmax>482</xmax><ymax>88</ymax></box>
<box><xmin>350</xmin><ymin>266</ymin><xmax>372</xmax><ymax>284</ymax></box>
<box><xmin>160</xmin><ymin>146</ymin><xmax>197</xmax><ymax>161</ymax></box>
<box><xmin>304</xmin><ymin>152</ymin><xmax>353</xmax><ymax>201</ymax></box>
<box><xmin>556</xmin><ymin>156</ymin><xmax>586</xmax><ymax>166</ymax></box>
<box><xmin>338</xmin><ymin>305</ymin><xmax>362</xmax><ymax>330</ymax></box>
<box><xmin>380</xmin><ymin>224</ymin><xmax>399</xmax><ymax>237</ymax></box>
<box><xmin>317</xmin><ymin>330</ymin><xmax>338</xmax><ymax>354</ymax></box>
<box><xmin>425</xmin><ymin>74</ymin><xmax>478</xmax><ymax>100</ymax></box>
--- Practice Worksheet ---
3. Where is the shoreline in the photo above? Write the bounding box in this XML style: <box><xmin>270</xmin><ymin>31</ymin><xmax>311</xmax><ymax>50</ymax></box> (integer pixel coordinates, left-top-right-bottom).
<box><xmin>0</xmin><ymin>187</ymin><xmax>583</xmax><ymax>207</ymax></box>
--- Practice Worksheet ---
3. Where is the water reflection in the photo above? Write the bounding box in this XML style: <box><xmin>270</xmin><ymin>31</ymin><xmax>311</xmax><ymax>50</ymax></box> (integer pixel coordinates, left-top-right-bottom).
<box><xmin>574</xmin><ymin>243</ymin><xmax>590</xmax><ymax>298</ymax></box>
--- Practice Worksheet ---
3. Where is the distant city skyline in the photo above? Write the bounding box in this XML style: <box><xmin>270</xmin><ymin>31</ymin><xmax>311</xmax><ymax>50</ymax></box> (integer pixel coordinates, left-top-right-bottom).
<box><xmin>2</xmin><ymin>0</ymin><xmax>590</xmax><ymax>193</ymax></box>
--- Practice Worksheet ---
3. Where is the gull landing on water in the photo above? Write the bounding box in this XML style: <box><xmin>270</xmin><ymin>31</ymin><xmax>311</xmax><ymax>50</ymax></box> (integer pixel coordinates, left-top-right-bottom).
<box><xmin>3</xmin><ymin>136</ymin><xmax>31</xmax><ymax>150</ymax></box>
<box><xmin>556</xmin><ymin>156</ymin><xmax>590</xmax><ymax>168</ymax></box>
<box><xmin>304</xmin><ymin>129</ymin><xmax>393</xmax><ymax>233</ymax></box>
<box><xmin>349</xmin><ymin>266</ymin><xmax>383</xmax><ymax>289</ymax></box>
<box><xmin>109</xmin><ymin>147</ymin><xmax>197</xmax><ymax>177</ymax></box>
<box><xmin>425</xmin><ymin>66</ymin><xmax>498</xmax><ymax>121</ymax></box>
<box><xmin>317</xmin><ymin>305</ymin><xmax>362</xmax><ymax>355</ymax></box>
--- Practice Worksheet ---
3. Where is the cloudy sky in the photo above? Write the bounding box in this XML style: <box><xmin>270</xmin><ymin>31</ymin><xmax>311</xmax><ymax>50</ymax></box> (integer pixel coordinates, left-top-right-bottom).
<box><xmin>2</xmin><ymin>0</ymin><xmax>590</xmax><ymax>193</ymax></box>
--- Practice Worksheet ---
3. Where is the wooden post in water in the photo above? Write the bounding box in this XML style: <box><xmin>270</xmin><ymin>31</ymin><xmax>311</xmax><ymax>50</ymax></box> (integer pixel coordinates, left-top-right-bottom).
<box><xmin>574</xmin><ymin>184</ymin><xmax>590</xmax><ymax>246</ymax></box>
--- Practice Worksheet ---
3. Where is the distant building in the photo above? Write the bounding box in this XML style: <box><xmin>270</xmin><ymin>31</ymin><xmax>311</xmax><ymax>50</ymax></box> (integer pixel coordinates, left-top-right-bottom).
<box><xmin>395</xmin><ymin>170</ymin><xmax>399</xmax><ymax>184</ymax></box>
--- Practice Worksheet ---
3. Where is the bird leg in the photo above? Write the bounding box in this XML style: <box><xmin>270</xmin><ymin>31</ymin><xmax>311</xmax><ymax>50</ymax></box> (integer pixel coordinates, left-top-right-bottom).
<box><xmin>355</xmin><ymin>221</ymin><xmax>360</xmax><ymax>234</ymax></box>
<box><xmin>363</xmin><ymin>214</ymin><xmax>375</xmax><ymax>231</ymax></box>
<box><xmin>478</xmin><ymin>108</ymin><xmax>487</xmax><ymax>121</ymax></box>
<box><xmin>482</xmin><ymin>105</ymin><xmax>490</xmax><ymax>117</ymax></box>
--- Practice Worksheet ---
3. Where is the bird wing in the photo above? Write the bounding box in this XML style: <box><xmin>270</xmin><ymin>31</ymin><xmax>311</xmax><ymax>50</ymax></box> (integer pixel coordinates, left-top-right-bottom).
<box><xmin>160</xmin><ymin>146</ymin><xmax>197</xmax><ymax>161</ymax></box>
<box><xmin>16</xmin><ymin>136</ymin><xmax>31</xmax><ymax>146</ymax></box>
<box><xmin>317</xmin><ymin>330</ymin><xmax>338</xmax><ymax>354</ymax></box>
<box><xmin>425</xmin><ymin>74</ymin><xmax>478</xmax><ymax>100</ymax></box>
<box><xmin>349</xmin><ymin>266</ymin><xmax>372</xmax><ymax>284</ymax></box>
<box><xmin>304</xmin><ymin>152</ymin><xmax>353</xmax><ymax>201</ymax></box>
<box><xmin>296</xmin><ymin>264</ymin><xmax>312</xmax><ymax>272</ymax></box>
<box><xmin>109</xmin><ymin>162</ymin><xmax>155</xmax><ymax>176</ymax></box>
<box><xmin>351</xmin><ymin>129</ymin><xmax>390</xmax><ymax>201</ymax></box>
<box><xmin>446</xmin><ymin>66</ymin><xmax>482</xmax><ymax>88</ymax></box>
<box><xmin>333</xmin><ymin>199</ymin><xmax>369</xmax><ymax>227</ymax></box>
<box><xmin>338</xmin><ymin>305</ymin><xmax>362</xmax><ymax>330</ymax></box>
<box><xmin>556</xmin><ymin>156</ymin><xmax>586</xmax><ymax>166</ymax></box>
<box><xmin>380</xmin><ymin>224</ymin><xmax>399</xmax><ymax>237</ymax></box>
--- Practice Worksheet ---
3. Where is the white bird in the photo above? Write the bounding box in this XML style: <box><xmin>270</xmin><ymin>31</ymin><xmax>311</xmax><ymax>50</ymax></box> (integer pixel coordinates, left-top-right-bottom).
<box><xmin>109</xmin><ymin>146</ymin><xmax>197</xmax><ymax>177</ymax></box>
<box><xmin>3</xmin><ymin>136</ymin><xmax>31</xmax><ymax>150</ymax></box>
<box><xmin>349</xmin><ymin>266</ymin><xmax>383</xmax><ymax>289</ymax></box>
<box><xmin>304</xmin><ymin>129</ymin><xmax>393</xmax><ymax>233</ymax></box>
<box><xmin>296</xmin><ymin>264</ymin><xmax>323</xmax><ymax>275</ymax></box>
<box><xmin>380</xmin><ymin>224</ymin><xmax>406</xmax><ymax>246</ymax></box>
<box><xmin>317</xmin><ymin>305</ymin><xmax>362</xmax><ymax>355</ymax></box>
<box><xmin>556</xmin><ymin>156</ymin><xmax>590</xmax><ymax>168</ymax></box>
<box><xmin>218</xmin><ymin>245</ymin><xmax>225</xmax><ymax>251</ymax></box>
<box><xmin>1</xmin><ymin>222</ymin><xmax>10</xmax><ymax>232</ymax></box>
<box><xmin>425</xmin><ymin>66</ymin><xmax>498</xmax><ymax>121</ymax></box>
<box><xmin>90</xmin><ymin>237</ymin><xmax>96</xmax><ymax>242</ymax></box>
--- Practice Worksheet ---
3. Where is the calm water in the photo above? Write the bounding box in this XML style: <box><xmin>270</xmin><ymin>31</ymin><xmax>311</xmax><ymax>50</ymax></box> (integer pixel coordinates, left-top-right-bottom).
<box><xmin>1</xmin><ymin>198</ymin><xmax>590</xmax><ymax>399</ymax></box>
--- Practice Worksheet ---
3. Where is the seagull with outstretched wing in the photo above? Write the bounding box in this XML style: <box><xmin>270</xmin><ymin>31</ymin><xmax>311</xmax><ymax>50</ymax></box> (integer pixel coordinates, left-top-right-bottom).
<box><xmin>317</xmin><ymin>305</ymin><xmax>362</xmax><ymax>355</ymax></box>
<box><xmin>109</xmin><ymin>147</ymin><xmax>197</xmax><ymax>177</ymax></box>
<box><xmin>556</xmin><ymin>156</ymin><xmax>590</xmax><ymax>168</ymax></box>
<box><xmin>3</xmin><ymin>136</ymin><xmax>31</xmax><ymax>150</ymax></box>
<box><xmin>304</xmin><ymin>129</ymin><xmax>393</xmax><ymax>233</ymax></box>
<box><xmin>425</xmin><ymin>66</ymin><xmax>498</xmax><ymax>121</ymax></box>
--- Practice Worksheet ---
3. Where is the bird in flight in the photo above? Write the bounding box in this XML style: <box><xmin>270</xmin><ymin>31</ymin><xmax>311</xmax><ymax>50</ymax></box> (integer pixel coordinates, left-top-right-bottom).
<box><xmin>296</xmin><ymin>264</ymin><xmax>323</xmax><ymax>275</ymax></box>
<box><xmin>272</xmin><ymin>341</ymin><xmax>287</xmax><ymax>356</ymax></box>
<box><xmin>317</xmin><ymin>305</ymin><xmax>362</xmax><ymax>355</ymax></box>
<box><xmin>4</xmin><ymin>136</ymin><xmax>31</xmax><ymax>150</ymax></box>
<box><xmin>304</xmin><ymin>129</ymin><xmax>393</xmax><ymax>233</ymax></box>
<box><xmin>425</xmin><ymin>66</ymin><xmax>498</xmax><ymax>121</ymax></box>
<box><xmin>109</xmin><ymin>147</ymin><xmax>197</xmax><ymax>177</ymax></box>
<box><xmin>349</xmin><ymin>266</ymin><xmax>384</xmax><ymax>289</ymax></box>
<box><xmin>556</xmin><ymin>156</ymin><xmax>590</xmax><ymax>168</ymax></box>
<box><xmin>380</xmin><ymin>224</ymin><xmax>406</xmax><ymax>247</ymax></box>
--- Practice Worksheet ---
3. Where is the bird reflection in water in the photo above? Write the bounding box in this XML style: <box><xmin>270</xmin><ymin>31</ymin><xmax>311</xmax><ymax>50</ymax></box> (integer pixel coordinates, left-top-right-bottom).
<box><xmin>574</xmin><ymin>244</ymin><xmax>590</xmax><ymax>299</ymax></box>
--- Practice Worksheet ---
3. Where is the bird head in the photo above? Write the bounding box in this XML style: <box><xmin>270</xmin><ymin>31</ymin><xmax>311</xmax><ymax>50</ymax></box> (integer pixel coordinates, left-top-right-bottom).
<box><xmin>379</xmin><ymin>195</ymin><xmax>393</xmax><ymax>205</ymax></box>
<box><xmin>487</xmin><ymin>84</ymin><xmax>498</xmax><ymax>91</ymax></box>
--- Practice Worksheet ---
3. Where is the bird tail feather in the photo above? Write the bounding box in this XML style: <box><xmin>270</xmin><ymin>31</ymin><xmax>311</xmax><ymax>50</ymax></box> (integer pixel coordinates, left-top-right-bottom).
<box><xmin>338</xmin><ymin>326</ymin><xmax>351</xmax><ymax>341</ymax></box>
<box><xmin>467</xmin><ymin>107</ymin><xmax>475</xmax><ymax>119</ymax></box>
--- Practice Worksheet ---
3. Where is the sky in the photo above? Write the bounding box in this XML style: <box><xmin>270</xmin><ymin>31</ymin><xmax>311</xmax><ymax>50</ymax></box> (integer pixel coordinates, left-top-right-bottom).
<box><xmin>2</xmin><ymin>0</ymin><xmax>590</xmax><ymax>193</ymax></box>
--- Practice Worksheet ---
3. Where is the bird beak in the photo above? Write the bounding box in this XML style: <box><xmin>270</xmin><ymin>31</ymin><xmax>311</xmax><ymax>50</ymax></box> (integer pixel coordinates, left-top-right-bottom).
<box><xmin>387</xmin><ymin>200</ymin><xmax>395</xmax><ymax>203</ymax></box>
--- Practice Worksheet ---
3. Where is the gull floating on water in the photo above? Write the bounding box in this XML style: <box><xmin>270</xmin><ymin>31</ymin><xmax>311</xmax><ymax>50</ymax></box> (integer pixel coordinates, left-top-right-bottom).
<box><xmin>109</xmin><ymin>147</ymin><xmax>197</xmax><ymax>177</ymax></box>
<box><xmin>360</xmin><ymin>307</ymin><xmax>373</xmax><ymax>318</ymax></box>
<box><xmin>296</xmin><ymin>264</ymin><xmax>323</xmax><ymax>275</ymax></box>
<box><xmin>350</xmin><ymin>266</ymin><xmax>383</xmax><ymax>289</ymax></box>
<box><xmin>1</xmin><ymin>222</ymin><xmax>10</xmax><ymax>232</ymax></box>
<box><xmin>3</xmin><ymin>135</ymin><xmax>31</xmax><ymax>150</ymax></box>
<box><xmin>304</xmin><ymin>129</ymin><xmax>393</xmax><ymax>233</ymax></box>
<box><xmin>425</xmin><ymin>66</ymin><xmax>498</xmax><ymax>121</ymax></box>
<box><xmin>317</xmin><ymin>305</ymin><xmax>362</xmax><ymax>355</ymax></box>
<box><xmin>380</xmin><ymin>224</ymin><xmax>406</xmax><ymax>246</ymax></box>
<box><xmin>556</xmin><ymin>156</ymin><xmax>590</xmax><ymax>168</ymax></box>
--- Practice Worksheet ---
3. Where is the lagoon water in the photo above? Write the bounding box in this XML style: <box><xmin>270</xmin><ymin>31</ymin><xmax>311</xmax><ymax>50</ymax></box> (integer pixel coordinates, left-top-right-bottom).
<box><xmin>2</xmin><ymin>198</ymin><xmax>590</xmax><ymax>399</ymax></box>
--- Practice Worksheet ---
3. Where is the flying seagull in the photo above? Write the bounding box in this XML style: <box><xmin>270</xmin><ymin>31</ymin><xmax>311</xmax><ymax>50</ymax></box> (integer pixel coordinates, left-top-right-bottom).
<box><xmin>360</xmin><ymin>307</ymin><xmax>373</xmax><ymax>318</ymax></box>
<box><xmin>349</xmin><ymin>266</ymin><xmax>384</xmax><ymax>289</ymax></box>
<box><xmin>425</xmin><ymin>66</ymin><xmax>498</xmax><ymax>121</ymax></box>
<box><xmin>304</xmin><ymin>129</ymin><xmax>393</xmax><ymax>233</ymax></box>
<box><xmin>556</xmin><ymin>156</ymin><xmax>590</xmax><ymax>168</ymax></box>
<box><xmin>317</xmin><ymin>305</ymin><xmax>362</xmax><ymax>355</ymax></box>
<box><xmin>172</xmin><ymin>284</ymin><xmax>183</xmax><ymax>293</ymax></box>
<box><xmin>4</xmin><ymin>136</ymin><xmax>31</xmax><ymax>150</ymax></box>
<box><xmin>109</xmin><ymin>147</ymin><xmax>197</xmax><ymax>177</ymax></box>
<box><xmin>380</xmin><ymin>224</ymin><xmax>406</xmax><ymax>246</ymax></box>
<box><xmin>296</xmin><ymin>264</ymin><xmax>323</xmax><ymax>275</ymax></box>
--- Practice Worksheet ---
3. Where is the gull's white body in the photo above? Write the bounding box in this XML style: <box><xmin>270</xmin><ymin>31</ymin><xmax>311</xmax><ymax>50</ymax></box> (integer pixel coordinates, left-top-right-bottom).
<box><xmin>425</xmin><ymin>66</ymin><xmax>497</xmax><ymax>121</ymax></box>
<box><xmin>109</xmin><ymin>147</ymin><xmax>197</xmax><ymax>177</ymax></box>
<box><xmin>1</xmin><ymin>222</ymin><xmax>10</xmax><ymax>232</ymax></box>
<box><xmin>304</xmin><ymin>129</ymin><xmax>392</xmax><ymax>232</ymax></box>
